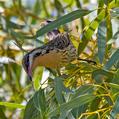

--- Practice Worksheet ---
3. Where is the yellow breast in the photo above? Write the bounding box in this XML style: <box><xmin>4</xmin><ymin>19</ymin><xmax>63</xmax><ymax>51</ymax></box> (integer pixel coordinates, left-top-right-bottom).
<box><xmin>32</xmin><ymin>45</ymin><xmax>77</xmax><ymax>70</ymax></box>
<box><xmin>32</xmin><ymin>50</ymin><xmax>63</xmax><ymax>69</ymax></box>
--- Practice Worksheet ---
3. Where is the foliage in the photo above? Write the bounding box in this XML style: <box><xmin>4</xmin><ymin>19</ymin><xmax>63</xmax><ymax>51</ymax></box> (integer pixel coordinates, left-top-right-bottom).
<box><xmin>0</xmin><ymin>0</ymin><xmax>119</xmax><ymax>119</ymax></box>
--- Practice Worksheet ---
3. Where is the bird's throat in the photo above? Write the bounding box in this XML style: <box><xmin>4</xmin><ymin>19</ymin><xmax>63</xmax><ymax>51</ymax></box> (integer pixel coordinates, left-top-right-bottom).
<box><xmin>32</xmin><ymin>50</ymin><xmax>62</xmax><ymax>69</ymax></box>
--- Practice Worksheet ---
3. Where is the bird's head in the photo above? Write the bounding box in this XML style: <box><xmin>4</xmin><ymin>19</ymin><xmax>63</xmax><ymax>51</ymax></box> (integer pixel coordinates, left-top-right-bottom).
<box><xmin>41</xmin><ymin>20</ymin><xmax>60</xmax><ymax>41</ymax></box>
<box><xmin>22</xmin><ymin>53</ymin><xmax>33</xmax><ymax>81</ymax></box>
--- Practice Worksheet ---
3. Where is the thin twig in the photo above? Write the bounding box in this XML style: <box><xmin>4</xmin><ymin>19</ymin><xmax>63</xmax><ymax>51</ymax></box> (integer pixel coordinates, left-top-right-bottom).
<box><xmin>77</xmin><ymin>58</ymin><xmax>97</xmax><ymax>65</ymax></box>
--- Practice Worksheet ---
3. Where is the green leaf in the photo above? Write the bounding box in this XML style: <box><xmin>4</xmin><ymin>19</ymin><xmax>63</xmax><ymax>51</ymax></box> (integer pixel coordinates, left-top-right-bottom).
<box><xmin>70</xmin><ymin>85</ymin><xmax>94</xmax><ymax>118</ymax></box>
<box><xmin>105</xmin><ymin>6</ymin><xmax>113</xmax><ymax>56</ymax></box>
<box><xmin>0</xmin><ymin>106</ymin><xmax>7</xmax><ymax>119</ymax></box>
<box><xmin>6</xmin><ymin>19</ymin><xmax>24</xmax><ymax>29</ymax></box>
<box><xmin>111</xmin><ymin>7</ymin><xmax>119</xmax><ymax>18</ymax></box>
<box><xmin>71</xmin><ymin>104</ymin><xmax>87</xmax><ymax>119</ymax></box>
<box><xmin>112</xmin><ymin>69</ymin><xmax>119</xmax><ymax>84</ymax></box>
<box><xmin>0</xmin><ymin>102</ymin><xmax>25</xmax><ymax>109</ymax></box>
<box><xmin>109</xmin><ymin>1</ymin><xmax>119</xmax><ymax>8</ymax></box>
<box><xmin>90</xmin><ymin>97</ymin><xmax>101</xmax><ymax>111</ymax></box>
<box><xmin>11</xmin><ymin>30</ymin><xmax>34</xmax><ymax>40</ymax></box>
<box><xmin>104</xmin><ymin>0</ymin><xmax>112</xmax><ymax>5</ymax></box>
<box><xmin>36</xmin><ymin>9</ymin><xmax>92</xmax><ymax>37</ymax></box>
<box><xmin>34</xmin><ymin>0</ymin><xmax>41</xmax><ymax>15</ymax></box>
<box><xmin>23</xmin><ymin>89</ymin><xmax>47</xmax><ymax>119</ymax></box>
<box><xmin>23</xmin><ymin>97</ymin><xmax>40</xmax><ymax>119</ymax></box>
<box><xmin>33</xmin><ymin>67</ymin><xmax>44</xmax><ymax>90</ymax></box>
<box><xmin>106</xmin><ymin>13</ymin><xmax>112</xmax><ymax>41</ymax></box>
<box><xmin>104</xmin><ymin>49</ymin><xmax>119</xmax><ymax>70</ymax></box>
<box><xmin>109</xmin><ymin>83</ymin><xmax>119</xmax><ymax>90</ymax></box>
<box><xmin>98</xmin><ymin>0</ymin><xmax>104</xmax><ymax>13</ymax></box>
<box><xmin>112</xmin><ymin>30</ymin><xmax>119</xmax><ymax>40</ymax></box>
<box><xmin>75</xmin><ymin>0</ymin><xmax>85</xmax><ymax>30</ymax></box>
<box><xmin>33</xmin><ymin>89</ymin><xmax>46</xmax><ymax>113</ymax></box>
<box><xmin>54</xmin><ymin>77</ymin><xmax>65</xmax><ymax>104</ymax></box>
<box><xmin>71</xmin><ymin>84</ymin><xmax>94</xmax><ymax>98</ymax></box>
<box><xmin>109</xmin><ymin>83</ymin><xmax>119</xmax><ymax>95</ymax></box>
<box><xmin>87</xmin><ymin>114</ymin><xmax>98</xmax><ymax>119</ymax></box>
<box><xmin>97</xmin><ymin>20</ymin><xmax>107</xmax><ymax>63</ymax></box>
<box><xmin>78</xmin><ymin>9</ymin><xmax>106</xmax><ymax>55</ymax></box>
<box><xmin>49</xmin><ymin>94</ymin><xmax>95</xmax><ymax>117</ymax></box>
<box><xmin>54</xmin><ymin>0</ymin><xmax>64</xmax><ymax>13</ymax></box>
<box><xmin>107</xmin><ymin>30</ymin><xmax>119</xmax><ymax>44</ymax></box>
<box><xmin>110</xmin><ymin>96</ymin><xmax>119</xmax><ymax>119</ymax></box>
<box><xmin>92</xmin><ymin>69</ymin><xmax>114</xmax><ymax>83</ymax></box>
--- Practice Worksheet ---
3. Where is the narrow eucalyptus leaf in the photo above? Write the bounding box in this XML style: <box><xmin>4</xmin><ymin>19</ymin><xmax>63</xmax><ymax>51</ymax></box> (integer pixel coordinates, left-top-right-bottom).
<box><xmin>110</xmin><ymin>96</ymin><xmax>119</xmax><ymax>119</ymax></box>
<box><xmin>111</xmin><ymin>7</ymin><xmax>119</xmax><ymax>18</ymax></box>
<box><xmin>104</xmin><ymin>49</ymin><xmax>119</xmax><ymax>70</ymax></box>
<box><xmin>78</xmin><ymin>9</ymin><xmax>106</xmax><ymax>55</ymax></box>
<box><xmin>92</xmin><ymin>69</ymin><xmax>114</xmax><ymax>83</ymax></box>
<box><xmin>24</xmin><ymin>89</ymin><xmax>47</xmax><ymax>119</ymax></box>
<box><xmin>36</xmin><ymin>9</ymin><xmax>92</xmax><ymax>37</ymax></box>
<box><xmin>54</xmin><ymin>77</ymin><xmax>65</xmax><ymax>104</ymax></box>
<box><xmin>49</xmin><ymin>94</ymin><xmax>95</xmax><ymax>117</ymax></box>
<box><xmin>97</xmin><ymin>20</ymin><xmax>106</xmax><ymax>64</ymax></box>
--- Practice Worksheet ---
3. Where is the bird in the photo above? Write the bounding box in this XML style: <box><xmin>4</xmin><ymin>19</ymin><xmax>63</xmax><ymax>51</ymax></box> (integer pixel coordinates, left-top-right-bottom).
<box><xmin>22</xmin><ymin>21</ymin><xmax>77</xmax><ymax>81</ymax></box>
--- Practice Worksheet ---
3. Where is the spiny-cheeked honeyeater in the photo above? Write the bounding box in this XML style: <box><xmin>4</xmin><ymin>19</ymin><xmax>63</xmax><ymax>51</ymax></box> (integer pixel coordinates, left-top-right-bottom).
<box><xmin>22</xmin><ymin>20</ymin><xmax>77</xmax><ymax>80</ymax></box>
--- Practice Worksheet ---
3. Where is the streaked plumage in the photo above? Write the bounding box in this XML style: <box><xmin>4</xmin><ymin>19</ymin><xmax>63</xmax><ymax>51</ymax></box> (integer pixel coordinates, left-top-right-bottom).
<box><xmin>22</xmin><ymin>21</ymin><xmax>77</xmax><ymax>80</ymax></box>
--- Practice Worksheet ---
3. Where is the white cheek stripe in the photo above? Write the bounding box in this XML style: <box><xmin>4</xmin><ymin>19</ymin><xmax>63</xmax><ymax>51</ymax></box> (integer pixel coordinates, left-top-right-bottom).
<box><xmin>29</xmin><ymin>49</ymin><xmax>42</xmax><ymax>68</ymax></box>
<box><xmin>29</xmin><ymin>54</ymin><xmax>33</xmax><ymax>69</ymax></box>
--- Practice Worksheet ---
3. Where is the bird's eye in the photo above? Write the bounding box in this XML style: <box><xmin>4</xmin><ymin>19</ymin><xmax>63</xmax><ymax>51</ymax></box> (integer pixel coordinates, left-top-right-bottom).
<box><xmin>34</xmin><ymin>52</ymin><xmax>41</xmax><ymax>57</ymax></box>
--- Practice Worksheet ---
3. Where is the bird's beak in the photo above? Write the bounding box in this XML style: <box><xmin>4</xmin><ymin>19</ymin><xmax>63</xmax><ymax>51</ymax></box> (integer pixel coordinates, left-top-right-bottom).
<box><xmin>28</xmin><ymin>74</ymin><xmax>32</xmax><ymax>81</ymax></box>
<box><xmin>28</xmin><ymin>66</ymin><xmax>32</xmax><ymax>81</ymax></box>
